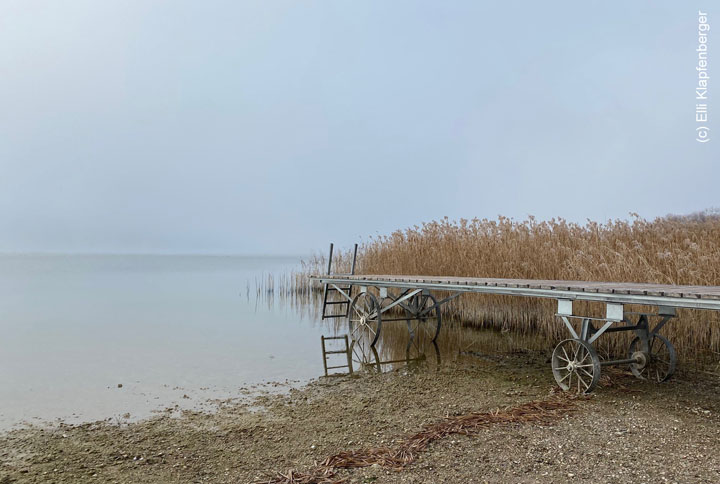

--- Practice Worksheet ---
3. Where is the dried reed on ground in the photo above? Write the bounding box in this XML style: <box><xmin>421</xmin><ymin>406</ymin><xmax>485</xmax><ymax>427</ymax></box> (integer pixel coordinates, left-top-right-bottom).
<box><xmin>287</xmin><ymin>214</ymin><xmax>720</xmax><ymax>364</ymax></box>
<box><xmin>255</xmin><ymin>393</ymin><xmax>580</xmax><ymax>484</ymax></box>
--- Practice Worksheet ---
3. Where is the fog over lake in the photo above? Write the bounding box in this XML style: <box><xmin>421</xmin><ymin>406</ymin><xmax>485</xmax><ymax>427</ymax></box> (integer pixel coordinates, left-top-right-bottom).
<box><xmin>0</xmin><ymin>255</ymin><xmax>323</xmax><ymax>429</ymax></box>
<box><xmin>0</xmin><ymin>2</ymin><xmax>716</xmax><ymax>256</ymax></box>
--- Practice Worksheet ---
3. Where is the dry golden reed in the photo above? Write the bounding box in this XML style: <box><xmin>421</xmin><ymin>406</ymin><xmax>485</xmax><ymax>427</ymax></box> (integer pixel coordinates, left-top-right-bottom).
<box><xmin>299</xmin><ymin>213</ymin><xmax>720</xmax><ymax>364</ymax></box>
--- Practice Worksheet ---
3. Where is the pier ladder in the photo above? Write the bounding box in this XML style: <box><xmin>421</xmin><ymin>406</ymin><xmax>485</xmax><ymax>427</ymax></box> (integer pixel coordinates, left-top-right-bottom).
<box><xmin>321</xmin><ymin>335</ymin><xmax>353</xmax><ymax>376</ymax></box>
<box><xmin>321</xmin><ymin>243</ymin><xmax>358</xmax><ymax>320</ymax></box>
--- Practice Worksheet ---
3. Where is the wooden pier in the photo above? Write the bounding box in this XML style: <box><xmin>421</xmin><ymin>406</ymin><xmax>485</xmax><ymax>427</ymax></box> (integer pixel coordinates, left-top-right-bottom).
<box><xmin>311</xmin><ymin>244</ymin><xmax>720</xmax><ymax>393</ymax></box>
<box><xmin>314</xmin><ymin>274</ymin><xmax>720</xmax><ymax>310</ymax></box>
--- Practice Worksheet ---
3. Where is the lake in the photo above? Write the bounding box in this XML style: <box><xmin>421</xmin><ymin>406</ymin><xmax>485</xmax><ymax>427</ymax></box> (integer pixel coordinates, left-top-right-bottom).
<box><xmin>0</xmin><ymin>254</ymin><xmax>327</xmax><ymax>430</ymax></box>
<box><xmin>0</xmin><ymin>254</ymin><xmax>542</xmax><ymax>432</ymax></box>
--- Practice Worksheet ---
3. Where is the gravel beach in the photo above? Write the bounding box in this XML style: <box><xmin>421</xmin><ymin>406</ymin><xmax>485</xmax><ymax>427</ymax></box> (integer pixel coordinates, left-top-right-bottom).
<box><xmin>2</xmin><ymin>351</ymin><xmax>720</xmax><ymax>484</ymax></box>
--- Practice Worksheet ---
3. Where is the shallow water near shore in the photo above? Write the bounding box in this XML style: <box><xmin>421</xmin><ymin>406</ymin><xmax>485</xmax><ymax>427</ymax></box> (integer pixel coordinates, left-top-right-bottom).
<box><xmin>0</xmin><ymin>254</ymin><xmax>326</xmax><ymax>430</ymax></box>
<box><xmin>0</xmin><ymin>254</ymin><xmax>556</xmax><ymax>431</ymax></box>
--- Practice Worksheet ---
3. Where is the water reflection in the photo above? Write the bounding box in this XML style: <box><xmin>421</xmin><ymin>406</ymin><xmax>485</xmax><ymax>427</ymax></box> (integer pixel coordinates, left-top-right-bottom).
<box><xmin>313</xmin><ymin>301</ymin><xmax>550</xmax><ymax>378</ymax></box>
<box><xmin>347</xmin><ymin>339</ymin><xmax>441</xmax><ymax>374</ymax></box>
<box><xmin>261</xmin><ymin>279</ymin><xmax>548</xmax><ymax>378</ymax></box>
<box><xmin>321</xmin><ymin>328</ymin><xmax>442</xmax><ymax>376</ymax></box>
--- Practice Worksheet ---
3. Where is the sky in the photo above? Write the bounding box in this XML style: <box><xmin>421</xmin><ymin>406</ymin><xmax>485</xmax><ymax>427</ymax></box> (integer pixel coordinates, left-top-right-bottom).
<box><xmin>0</xmin><ymin>1</ymin><xmax>717</xmax><ymax>255</ymax></box>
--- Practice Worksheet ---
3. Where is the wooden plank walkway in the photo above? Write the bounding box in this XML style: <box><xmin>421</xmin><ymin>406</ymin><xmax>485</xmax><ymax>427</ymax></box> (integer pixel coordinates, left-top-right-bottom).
<box><xmin>312</xmin><ymin>274</ymin><xmax>720</xmax><ymax>310</ymax></box>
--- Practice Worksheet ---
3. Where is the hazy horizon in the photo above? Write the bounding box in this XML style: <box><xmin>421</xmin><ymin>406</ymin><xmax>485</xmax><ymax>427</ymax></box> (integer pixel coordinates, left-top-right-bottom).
<box><xmin>1</xmin><ymin>1</ymin><xmax>716</xmax><ymax>255</ymax></box>
<box><xmin>0</xmin><ymin>206</ymin><xmax>715</xmax><ymax>257</ymax></box>
<box><xmin>0</xmin><ymin>250</ymin><xmax>309</xmax><ymax>257</ymax></box>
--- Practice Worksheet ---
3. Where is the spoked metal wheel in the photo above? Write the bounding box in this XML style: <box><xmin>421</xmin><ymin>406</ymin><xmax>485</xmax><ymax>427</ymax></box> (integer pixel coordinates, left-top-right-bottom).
<box><xmin>552</xmin><ymin>339</ymin><xmax>601</xmax><ymax>393</ymax></box>
<box><xmin>404</xmin><ymin>339</ymin><xmax>442</xmax><ymax>371</ymax></box>
<box><xmin>348</xmin><ymin>340</ymin><xmax>381</xmax><ymax>373</ymax></box>
<box><xmin>348</xmin><ymin>292</ymin><xmax>382</xmax><ymax>364</ymax></box>
<box><xmin>404</xmin><ymin>293</ymin><xmax>442</xmax><ymax>345</ymax></box>
<box><xmin>628</xmin><ymin>334</ymin><xmax>677</xmax><ymax>382</ymax></box>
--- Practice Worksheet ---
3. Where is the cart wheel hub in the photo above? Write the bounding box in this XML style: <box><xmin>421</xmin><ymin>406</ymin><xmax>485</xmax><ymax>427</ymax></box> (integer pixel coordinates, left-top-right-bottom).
<box><xmin>359</xmin><ymin>316</ymin><xmax>366</xmax><ymax>325</ymax></box>
<box><xmin>631</xmin><ymin>351</ymin><xmax>648</xmax><ymax>370</ymax></box>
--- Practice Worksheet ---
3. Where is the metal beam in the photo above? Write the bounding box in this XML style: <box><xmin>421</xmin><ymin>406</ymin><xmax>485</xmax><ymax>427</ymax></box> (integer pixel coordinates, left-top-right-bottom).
<box><xmin>377</xmin><ymin>289</ymin><xmax>422</xmax><ymax>316</ymax></box>
<box><xmin>588</xmin><ymin>321</ymin><xmax>614</xmax><ymax>344</ymax></box>
<box><xmin>651</xmin><ymin>315</ymin><xmax>674</xmax><ymax>335</ymax></box>
<box><xmin>560</xmin><ymin>316</ymin><xmax>579</xmax><ymax>339</ymax></box>
<box><xmin>418</xmin><ymin>292</ymin><xmax>462</xmax><ymax>317</ymax></box>
<box><xmin>312</xmin><ymin>276</ymin><xmax>720</xmax><ymax>311</ymax></box>
<box><xmin>330</xmin><ymin>284</ymin><xmax>353</xmax><ymax>302</ymax></box>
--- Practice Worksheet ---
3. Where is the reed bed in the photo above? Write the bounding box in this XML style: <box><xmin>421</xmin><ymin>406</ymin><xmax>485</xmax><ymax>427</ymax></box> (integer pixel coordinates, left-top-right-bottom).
<box><xmin>283</xmin><ymin>213</ymin><xmax>720</xmax><ymax>365</ymax></box>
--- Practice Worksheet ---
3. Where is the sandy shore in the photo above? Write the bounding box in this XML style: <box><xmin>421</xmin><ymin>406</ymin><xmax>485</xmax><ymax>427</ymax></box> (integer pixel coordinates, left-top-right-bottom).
<box><xmin>2</xmin><ymin>352</ymin><xmax>720</xmax><ymax>483</ymax></box>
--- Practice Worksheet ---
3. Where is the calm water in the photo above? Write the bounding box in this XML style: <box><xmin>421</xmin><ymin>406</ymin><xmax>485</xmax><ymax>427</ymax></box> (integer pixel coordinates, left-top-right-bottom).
<box><xmin>0</xmin><ymin>255</ymin><xmax>326</xmax><ymax>430</ymax></box>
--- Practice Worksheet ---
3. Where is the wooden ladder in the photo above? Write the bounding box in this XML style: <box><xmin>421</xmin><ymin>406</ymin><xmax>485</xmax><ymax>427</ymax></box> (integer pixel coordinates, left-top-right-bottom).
<box><xmin>321</xmin><ymin>242</ymin><xmax>358</xmax><ymax>320</ymax></box>
<box><xmin>321</xmin><ymin>335</ymin><xmax>353</xmax><ymax>376</ymax></box>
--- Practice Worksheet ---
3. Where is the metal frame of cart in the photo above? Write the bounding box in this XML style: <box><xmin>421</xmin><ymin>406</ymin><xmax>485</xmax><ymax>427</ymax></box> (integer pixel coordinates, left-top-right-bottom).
<box><xmin>312</xmin><ymin>244</ymin><xmax>720</xmax><ymax>393</ymax></box>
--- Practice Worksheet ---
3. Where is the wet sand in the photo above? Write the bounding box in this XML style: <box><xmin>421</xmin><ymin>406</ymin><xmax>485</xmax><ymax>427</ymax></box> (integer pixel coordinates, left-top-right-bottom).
<box><xmin>2</xmin><ymin>351</ymin><xmax>720</xmax><ymax>483</ymax></box>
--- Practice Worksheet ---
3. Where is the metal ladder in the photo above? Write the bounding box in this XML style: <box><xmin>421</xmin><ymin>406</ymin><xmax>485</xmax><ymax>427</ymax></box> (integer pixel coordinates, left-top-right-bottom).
<box><xmin>320</xmin><ymin>335</ymin><xmax>353</xmax><ymax>376</ymax></box>
<box><xmin>320</xmin><ymin>242</ymin><xmax>358</xmax><ymax>320</ymax></box>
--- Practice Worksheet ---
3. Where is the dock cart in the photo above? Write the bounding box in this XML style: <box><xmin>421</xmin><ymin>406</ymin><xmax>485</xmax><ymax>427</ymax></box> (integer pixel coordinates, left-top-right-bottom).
<box><xmin>312</xmin><ymin>244</ymin><xmax>720</xmax><ymax>392</ymax></box>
